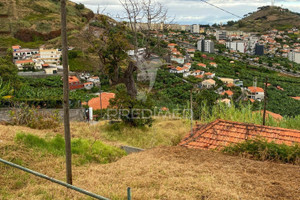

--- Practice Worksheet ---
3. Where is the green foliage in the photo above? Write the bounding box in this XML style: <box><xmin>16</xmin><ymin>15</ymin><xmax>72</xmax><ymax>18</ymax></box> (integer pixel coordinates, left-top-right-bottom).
<box><xmin>153</xmin><ymin>69</ymin><xmax>193</xmax><ymax>107</ymax></box>
<box><xmin>9</xmin><ymin>104</ymin><xmax>61</xmax><ymax>129</ymax></box>
<box><xmin>193</xmin><ymin>90</ymin><xmax>220</xmax><ymax>120</ymax></box>
<box><xmin>0</xmin><ymin>56</ymin><xmax>18</xmax><ymax>81</ymax></box>
<box><xmin>192</xmin><ymin>52</ymin><xmax>300</xmax><ymax>117</ymax></box>
<box><xmin>15</xmin><ymin>133</ymin><xmax>126</xmax><ymax>164</ymax></box>
<box><xmin>75</xmin><ymin>3</ymin><xmax>85</xmax><ymax>10</ymax></box>
<box><xmin>0</xmin><ymin>77</ymin><xmax>14</xmax><ymax>98</ymax></box>
<box><xmin>223</xmin><ymin>138</ymin><xmax>300</xmax><ymax>165</ymax></box>
<box><xmin>109</xmin><ymin>84</ymin><xmax>154</xmax><ymax>127</ymax></box>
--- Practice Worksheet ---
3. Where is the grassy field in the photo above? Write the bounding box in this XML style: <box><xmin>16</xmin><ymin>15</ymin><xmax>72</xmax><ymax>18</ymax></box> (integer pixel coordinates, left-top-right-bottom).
<box><xmin>0</xmin><ymin>119</ymin><xmax>300</xmax><ymax>199</ymax></box>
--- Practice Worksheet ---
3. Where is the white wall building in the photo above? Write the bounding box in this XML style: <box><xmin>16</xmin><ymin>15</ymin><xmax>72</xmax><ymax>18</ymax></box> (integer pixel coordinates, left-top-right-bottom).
<box><xmin>197</xmin><ymin>40</ymin><xmax>215</xmax><ymax>53</ymax></box>
<box><xmin>191</xmin><ymin>24</ymin><xmax>200</xmax><ymax>34</ymax></box>
<box><xmin>39</xmin><ymin>47</ymin><xmax>62</xmax><ymax>64</ymax></box>
<box><xmin>288</xmin><ymin>51</ymin><xmax>300</xmax><ymax>64</ymax></box>
<box><xmin>226</xmin><ymin>41</ymin><xmax>247</xmax><ymax>53</ymax></box>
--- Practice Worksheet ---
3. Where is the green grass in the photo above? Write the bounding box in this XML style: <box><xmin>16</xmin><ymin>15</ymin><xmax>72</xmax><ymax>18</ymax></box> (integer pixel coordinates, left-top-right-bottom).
<box><xmin>198</xmin><ymin>102</ymin><xmax>300</xmax><ymax>130</ymax></box>
<box><xmin>223</xmin><ymin>138</ymin><xmax>300</xmax><ymax>165</ymax></box>
<box><xmin>0</xmin><ymin>36</ymin><xmax>44</xmax><ymax>49</ymax></box>
<box><xmin>69</xmin><ymin>56</ymin><xmax>94</xmax><ymax>72</ymax></box>
<box><xmin>15</xmin><ymin>132</ymin><xmax>126</xmax><ymax>165</ymax></box>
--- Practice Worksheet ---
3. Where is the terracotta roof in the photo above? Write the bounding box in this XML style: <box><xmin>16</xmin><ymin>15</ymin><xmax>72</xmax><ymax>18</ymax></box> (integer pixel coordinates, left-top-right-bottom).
<box><xmin>221</xmin><ymin>90</ymin><xmax>234</xmax><ymax>97</ymax></box>
<box><xmin>195</xmin><ymin>75</ymin><xmax>204</xmax><ymax>79</ymax></box>
<box><xmin>180</xmin><ymin>119</ymin><xmax>300</xmax><ymax>150</ymax></box>
<box><xmin>253</xmin><ymin>110</ymin><xmax>283</xmax><ymax>121</ymax></box>
<box><xmin>197</xmin><ymin>63</ymin><xmax>206</xmax><ymax>67</ymax></box>
<box><xmin>160</xmin><ymin>107</ymin><xmax>169</xmax><ymax>111</ymax></box>
<box><xmin>69</xmin><ymin>76</ymin><xmax>80</xmax><ymax>83</ymax></box>
<box><xmin>249</xmin><ymin>98</ymin><xmax>255</xmax><ymax>103</ymax></box>
<box><xmin>292</xmin><ymin>97</ymin><xmax>300</xmax><ymax>100</ymax></box>
<box><xmin>12</xmin><ymin>45</ymin><xmax>21</xmax><ymax>50</ymax></box>
<box><xmin>83</xmin><ymin>93</ymin><xmax>115</xmax><ymax>110</ymax></box>
<box><xmin>227</xmin><ymin>83</ymin><xmax>235</xmax><ymax>88</ymax></box>
<box><xmin>248</xmin><ymin>86</ymin><xmax>264</xmax><ymax>93</ymax></box>
<box><xmin>205</xmin><ymin>72</ymin><xmax>213</xmax><ymax>76</ymax></box>
<box><xmin>15</xmin><ymin>60</ymin><xmax>33</xmax><ymax>64</ymax></box>
<box><xmin>168</xmin><ymin>43</ymin><xmax>176</xmax><ymax>47</ymax></box>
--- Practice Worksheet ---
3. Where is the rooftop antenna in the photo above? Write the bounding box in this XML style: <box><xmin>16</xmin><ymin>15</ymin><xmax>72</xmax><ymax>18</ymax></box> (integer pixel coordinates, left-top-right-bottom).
<box><xmin>97</xmin><ymin>4</ymin><xmax>100</xmax><ymax>15</ymax></box>
<box><xmin>253</xmin><ymin>77</ymin><xmax>257</xmax><ymax>89</ymax></box>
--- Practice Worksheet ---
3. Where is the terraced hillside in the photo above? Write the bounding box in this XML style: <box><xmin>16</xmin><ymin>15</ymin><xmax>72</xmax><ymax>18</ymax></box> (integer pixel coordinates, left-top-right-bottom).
<box><xmin>0</xmin><ymin>0</ymin><xmax>93</xmax><ymax>42</ymax></box>
<box><xmin>227</xmin><ymin>6</ymin><xmax>300</xmax><ymax>32</ymax></box>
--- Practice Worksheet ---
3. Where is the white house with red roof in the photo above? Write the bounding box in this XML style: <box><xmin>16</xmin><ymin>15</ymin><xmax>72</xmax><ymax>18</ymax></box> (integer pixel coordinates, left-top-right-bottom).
<box><xmin>247</xmin><ymin>86</ymin><xmax>264</xmax><ymax>101</ymax></box>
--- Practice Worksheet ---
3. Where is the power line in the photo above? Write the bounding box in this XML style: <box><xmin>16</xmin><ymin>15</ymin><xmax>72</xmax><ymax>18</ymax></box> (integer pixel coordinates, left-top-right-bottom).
<box><xmin>199</xmin><ymin>0</ymin><xmax>243</xmax><ymax>20</ymax></box>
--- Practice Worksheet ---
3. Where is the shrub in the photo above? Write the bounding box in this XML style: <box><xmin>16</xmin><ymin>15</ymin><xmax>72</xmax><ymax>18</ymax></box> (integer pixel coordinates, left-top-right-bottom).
<box><xmin>75</xmin><ymin>3</ymin><xmax>85</xmax><ymax>10</ymax></box>
<box><xmin>222</xmin><ymin>138</ymin><xmax>300</xmax><ymax>165</ymax></box>
<box><xmin>15</xmin><ymin>133</ymin><xmax>126</xmax><ymax>164</ymax></box>
<box><xmin>9</xmin><ymin>104</ymin><xmax>60</xmax><ymax>129</ymax></box>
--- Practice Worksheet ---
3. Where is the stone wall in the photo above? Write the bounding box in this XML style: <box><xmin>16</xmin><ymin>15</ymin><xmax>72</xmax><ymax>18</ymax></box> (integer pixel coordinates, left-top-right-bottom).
<box><xmin>0</xmin><ymin>108</ymin><xmax>85</xmax><ymax>122</ymax></box>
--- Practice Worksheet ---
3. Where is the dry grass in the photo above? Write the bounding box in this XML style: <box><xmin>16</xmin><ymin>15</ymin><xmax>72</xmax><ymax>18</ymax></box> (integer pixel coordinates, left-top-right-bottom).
<box><xmin>1</xmin><ymin>120</ymin><xmax>300</xmax><ymax>200</ymax></box>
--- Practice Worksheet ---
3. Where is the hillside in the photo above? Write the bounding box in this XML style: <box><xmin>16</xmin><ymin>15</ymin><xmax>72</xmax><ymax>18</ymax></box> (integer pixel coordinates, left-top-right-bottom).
<box><xmin>0</xmin><ymin>122</ymin><xmax>299</xmax><ymax>199</ymax></box>
<box><xmin>0</xmin><ymin>0</ymin><xmax>94</xmax><ymax>43</ymax></box>
<box><xmin>227</xmin><ymin>6</ymin><xmax>300</xmax><ymax>32</ymax></box>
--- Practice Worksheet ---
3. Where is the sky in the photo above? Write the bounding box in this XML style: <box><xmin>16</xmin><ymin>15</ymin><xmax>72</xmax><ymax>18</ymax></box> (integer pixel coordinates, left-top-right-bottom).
<box><xmin>72</xmin><ymin>0</ymin><xmax>300</xmax><ymax>25</ymax></box>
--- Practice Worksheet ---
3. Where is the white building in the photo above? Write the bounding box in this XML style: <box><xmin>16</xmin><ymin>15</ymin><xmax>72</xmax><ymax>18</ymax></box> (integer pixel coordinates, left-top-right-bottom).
<box><xmin>216</xmin><ymin>30</ymin><xmax>227</xmax><ymax>40</ymax></box>
<box><xmin>171</xmin><ymin>56</ymin><xmax>185</xmax><ymax>64</ymax></box>
<box><xmin>288</xmin><ymin>51</ymin><xmax>300</xmax><ymax>64</ymax></box>
<box><xmin>39</xmin><ymin>47</ymin><xmax>62</xmax><ymax>64</ymax></box>
<box><xmin>197</xmin><ymin>40</ymin><xmax>215</xmax><ymax>53</ymax></box>
<box><xmin>191</xmin><ymin>24</ymin><xmax>200</xmax><ymax>34</ymax></box>
<box><xmin>226</xmin><ymin>41</ymin><xmax>247</xmax><ymax>53</ymax></box>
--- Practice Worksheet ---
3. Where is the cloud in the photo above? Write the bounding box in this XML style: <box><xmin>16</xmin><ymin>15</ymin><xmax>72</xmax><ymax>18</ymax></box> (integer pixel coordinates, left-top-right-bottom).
<box><xmin>72</xmin><ymin>0</ymin><xmax>300</xmax><ymax>24</ymax></box>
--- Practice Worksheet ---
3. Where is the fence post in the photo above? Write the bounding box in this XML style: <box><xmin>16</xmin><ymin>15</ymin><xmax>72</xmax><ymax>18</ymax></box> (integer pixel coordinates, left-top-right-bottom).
<box><xmin>127</xmin><ymin>187</ymin><xmax>131</xmax><ymax>200</ymax></box>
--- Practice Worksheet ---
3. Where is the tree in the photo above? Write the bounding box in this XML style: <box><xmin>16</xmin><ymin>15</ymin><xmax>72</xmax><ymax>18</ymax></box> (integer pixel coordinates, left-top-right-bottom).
<box><xmin>0</xmin><ymin>56</ymin><xmax>18</xmax><ymax>81</ymax></box>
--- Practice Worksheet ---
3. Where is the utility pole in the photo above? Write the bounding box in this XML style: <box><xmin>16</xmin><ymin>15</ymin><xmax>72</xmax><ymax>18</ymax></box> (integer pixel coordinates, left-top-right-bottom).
<box><xmin>263</xmin><ymin>77</ymin><xmax>268</xmax><ymax>126</ymax></box>
<box><xmin>61</xmin><ymin>0</ymin><xmax>72</xmax><ymax>185</ymax></box>
<box><xmin>190</xmin><ymin>89</ymin><xmax>193</xmax><ymax>136</ymax></box>
<box><xmin>99</xmin><ymin>80</ymin><xmax>102</xmax><ymax>119</ymax></box>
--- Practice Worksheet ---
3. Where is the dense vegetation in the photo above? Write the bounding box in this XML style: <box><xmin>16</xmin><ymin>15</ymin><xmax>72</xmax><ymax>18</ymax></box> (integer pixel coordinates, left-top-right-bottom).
<box><xmin>192</xmin><ymin>52</ymin><xmax>300</xmax><ymax>117</ymax></box>
<box><xmin>16</xmin><ymin>132</ymin><xmax>126</xmax><ymax>165</ymax></box>
<box><xmin>223</xmin><ymin>138</ymin><xmax>300</xmax><ymax>165</ymax></box>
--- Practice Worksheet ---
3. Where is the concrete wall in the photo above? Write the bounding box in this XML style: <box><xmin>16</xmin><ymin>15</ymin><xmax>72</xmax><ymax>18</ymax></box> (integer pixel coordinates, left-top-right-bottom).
<box><xmin>0</xmin><ymin>108</ymin><xmax>85</xmax><ymax>122</ymax></box>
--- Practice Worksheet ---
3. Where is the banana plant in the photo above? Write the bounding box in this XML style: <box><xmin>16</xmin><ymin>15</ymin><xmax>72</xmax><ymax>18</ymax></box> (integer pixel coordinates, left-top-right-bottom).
<box><xmin>0</xmin><ymin>77</ymin><xmax>13</xmax><ymax>98</ymax></box>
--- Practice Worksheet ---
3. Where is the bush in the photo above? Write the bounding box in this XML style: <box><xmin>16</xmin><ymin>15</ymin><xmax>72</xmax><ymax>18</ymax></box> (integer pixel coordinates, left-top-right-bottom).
<box><xmin>223</xmin><ymin>138</ymin><xmax>300</xmax><ymax>165</ymax></box>
<box><xmin>75</xmin><ymin>3</ymin><xmax>85</xmax><ymax>10</ymax></box>
<box><xmin>9</xmin><ymin>104</ymin><xmax>60</xmax><ymax>129</ymax></box>
<box><xmin>15</xmin><ymin>133</ymin><xmax>126</xmax><ymax>164</ymax></box>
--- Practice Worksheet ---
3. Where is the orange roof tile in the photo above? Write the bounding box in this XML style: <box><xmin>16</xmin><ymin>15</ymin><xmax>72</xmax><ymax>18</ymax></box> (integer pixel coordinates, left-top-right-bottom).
<box><xmin>227</xmin><ymin>83</ymin><xmax>235</xmax><ymax>88</ymax></box>
<box><xmin>195</xmin><ymin>75</ymin><xmax>204</xmax><ymax>79</ymax></box>
<box><xmin>168</xmin><ymin>43</ymin><xmax>176</xmax><ymax>47</ymax></box>
<box><xmin>292</xmin><ymin>97</ymin><xmax>300</xmax><ymax>100</ymax></box>
<box><xmin>248</xmin><ymin>86</ymin><xmax>264</xmax><ymax>93</ymax></box>
<box><xmin>83</xmin><ymin>93</ymin><xmax>115</xmax><ymax>110</ymax></box>
<box><xmin>180</xmin><ymin>119</ymin><xmax>300</xmax><ymax>150</ymax></box>
<box><xmin>253</xmin><ymin>110</ymin><xmax>283</xmax><ymax>121</ymax></box>
<box><xmin>197</xmin><ymin>63</ymin><xmax>206</xmax><ymax>67</ymax></box>
<box><xmin>15</xmin><ymin>60</ymin><xmax>33</xmax><ymax>64</ymax></box>
<box><xmin>222</xmin><ymin>90</ymin><xmax>234</xmax><ymax>97</ymax></box>
<box><xmin>12</xmin><ymin>45</ymin><xmax>21</xmax><ymax>50</ymax></box>
<box><xmin>69</xmin><ymin>76</ymin><xmax>80</xmax><ymax>83</ymax></box>
<box><xmin>205</xmin><ymin>72</ymin><xmax>213</xmax><ymax>76</ymax></box>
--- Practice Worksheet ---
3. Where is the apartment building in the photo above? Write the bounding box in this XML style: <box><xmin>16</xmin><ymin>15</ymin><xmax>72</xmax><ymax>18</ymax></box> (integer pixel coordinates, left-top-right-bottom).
<box><xmin>39</xmin><ymin>47</ymin><xmax>62</xmax><ymax>64</ymax></box>
<box><xmin>288</xmin><ymin>51</ymin><xmax>300</xmax><ymax>64</ymax></box>
<box><xmin>197</xmin><ymin>40</ymin><xmax>215</xmax><ymax>53</ymax></box>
